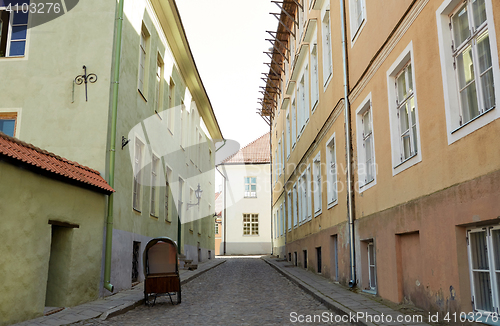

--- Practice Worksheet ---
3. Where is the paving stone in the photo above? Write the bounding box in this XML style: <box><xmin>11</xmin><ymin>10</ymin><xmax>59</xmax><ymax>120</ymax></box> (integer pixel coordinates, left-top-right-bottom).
<box><xmin>68</xmin><ymin>258</ymin><xmax>353</xmax><ymax>326</ymax></box>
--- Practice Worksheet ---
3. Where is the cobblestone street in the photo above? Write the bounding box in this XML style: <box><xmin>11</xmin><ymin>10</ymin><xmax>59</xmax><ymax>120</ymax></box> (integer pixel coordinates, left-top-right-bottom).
<box><xmin>71</xmin><ymin>258</ymin><xmax>351</xmax><ymax>326</ymax></box>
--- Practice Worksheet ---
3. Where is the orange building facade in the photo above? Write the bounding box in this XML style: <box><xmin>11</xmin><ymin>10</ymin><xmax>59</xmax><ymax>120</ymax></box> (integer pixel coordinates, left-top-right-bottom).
<box><xmin>262</xmin><ymin>0</ymin><xmax>500</xmax><ymax>318</ymax></box>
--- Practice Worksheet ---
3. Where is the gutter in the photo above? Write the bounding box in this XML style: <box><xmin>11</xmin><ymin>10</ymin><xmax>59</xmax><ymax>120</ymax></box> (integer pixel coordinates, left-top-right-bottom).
<box><xmin>215</xmin><ymin>140</ymin><xmax>228</xmax><ymax>255</ymax></box>
<box><xmin>103</xmin><ymin>0</ymin><xmax>125</xmax><ymax>293</ymax></box>
<box><xmin>340</xmin><ymin>0</ymin><xmax>356</xmax><ymax>287</ymax></box>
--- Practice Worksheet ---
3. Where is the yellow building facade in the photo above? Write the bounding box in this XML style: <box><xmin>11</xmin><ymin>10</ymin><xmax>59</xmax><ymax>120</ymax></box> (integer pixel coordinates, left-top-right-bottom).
<box><xmin>263</xmin><ymin>0</ymin><xmax>500</xmax><ymax>317</ymax></box>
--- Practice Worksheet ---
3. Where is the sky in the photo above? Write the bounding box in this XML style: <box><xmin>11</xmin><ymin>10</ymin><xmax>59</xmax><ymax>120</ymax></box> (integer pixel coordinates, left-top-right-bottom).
<box><xmin>175</xmin><ymin>0</ymin><xmax>276</xmax><ymax>150</ymax></box>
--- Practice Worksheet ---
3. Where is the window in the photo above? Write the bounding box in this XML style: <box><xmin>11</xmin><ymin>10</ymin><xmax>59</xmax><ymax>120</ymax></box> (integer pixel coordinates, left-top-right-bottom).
<box><xmin>452</xmin><ymin>0</ymin><xmax>493</xmax><ymax>125</ymax></box>
<box><xmin>395</xmin><ymin>64</ymin><xmax>418</xmax><ymax>161</ymax></box>
<box><xmin>165</xmin><ymin>166</ymin><xmax>172</xmax><ymax>222</ymax></box>
<box><xmin>311</xmin><ymin>43</ymin><xmax>320</xmax><ymax>110</ymax></box>
<box><xmin>215</xmin><ymin>222</ymin><xmax>219</xmax><ymax>234</ymax></box>
<box><xmin>313</xmin><ymin>153</ymin><xmax>322</xmax><ymax>216</ymax></box>
<box><xmin>321</xmin><ymin>4</ymin><xmax>333</xmax><ymax>85</ymax></box>
<box><xmin>467</xmin><ymin>226</ymin><xmax>500</xmax><ymax>313</ymax></box>
<box><xmin>286</xmin><ymin>112</ymin><xmax>291</xmax><ymax>158</ymax></box>
<box><xmin>293</xmin><ymin>183</ymin><xmax>298</xmax><ymax>227</ymax></box>
<box><xmin>133</xmin><ymin>138</ymin><xmax>144</xmax><ymax>211</ymax></box>
<box><xmin>244</xmin><ymin>177</ymin><xmax>257</xmax><ymax>197</ymax></box>
<box><xmin>291</xmin><ymin>97</ymin><xmax>297</xmax><ymax>146</ymax></box>
<box><xmin>356</xmin><ymin>94</ymin><xmax>376</xmax><ymax>191</ymax></box>
<box><xmin>281</xmin><ymin>132</ymin><xmax>285</xmax><ymax>172</ymax></box>
<box><xmin>297</xmin><ymin>67</ymin><xmax>310</xmax><ymax>135</ymax></box>
<box><xmin>280</xmin><ymin>204</ymin><xmax>284</xmax><ymax>236</ymax></box>
<box><xmin>326</xmin><ymin>135</ymin><xmax>338</xmax><ymax>206</ymax></box>
<box><xmin>150</xmin><ymin>155</ymin><xmax>160</xmax><ymax>217</ymax></box>
<box><xmin>155</xmin><ymin>55</ymin><xmax>164</xmax><ymax>114</ymax></box>
<box><xmin>387</xmin><ymin>43</ymin><xmax>422</xmax><ymax>175</ymax></box>
<box><xmin>243</xmin><ymin>213</ymin><xmax>259</xmax><ymax>236</ymax></box>
<box><xmin>436</xmin><ymin>0</ymin><xmax>499</xmax><ymax>144</ymax></box>
<box><xmin>0</xmin><ymin>6</ymin><xmax>28</xmax><ymax>58</ymax></box>
<box><xmin>303</xmin><ymin>250</ymin><xmax>308</xmax><ymax>269</ymax></box>
<box><xmin>0</xmin><ymin>113</ymin><xmax>17</xmax><ymax>137</ymax></box>
<box><xmin>306</xmin><ymin>165</ymin><xmax>312</xmax><ymax>220</ymax></box>
<box><xmin>349</xmin><ymin>0</ymin><xmax>366</xmax><ymax>41</ymax></box>
<box><xmin>178</xmin><ymin>177</ymin><xmax>184</xmax><ymax>221</ymax></box>
<box><xmin>138</xmin><ymin>25</ymin><xmax>150</xmax><ymax>97</ymax></box>
<box><xmin>367</xmin><ymin>242</ymin><xmax>376</xmax><ymax>291</ymax></box>
<box><xmin>287</xmin><ymin>191</ymin><xmax>292</xmax><ymax>231</ymax></box>
<box><xmin>168</xmin><ymin>78</ymin><xmax>175</xmax><ymax>133</ymax></box>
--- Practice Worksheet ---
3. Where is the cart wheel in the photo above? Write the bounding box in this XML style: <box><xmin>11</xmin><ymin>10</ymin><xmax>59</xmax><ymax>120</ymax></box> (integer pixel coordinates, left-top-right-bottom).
<box><xmin>144</xmin><ymin>293</ymin><xmax>148</xmax><ymax>306</ymax></box>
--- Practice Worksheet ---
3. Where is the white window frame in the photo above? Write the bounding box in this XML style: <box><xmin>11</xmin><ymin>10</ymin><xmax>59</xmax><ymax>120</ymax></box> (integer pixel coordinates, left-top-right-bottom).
<box><xmin>155</xmin><ymin>54</ymin><xmax>164</xmax><ymax>114</ymax></box>
<box><xmin>278</xmin><ymin>138</ymin><xmax>282</xmax><ymax>176</ymax></box>
<box><xmin>165</xmin><ymin>165</ymin><xmax>172</xmax><ymax>222</ymax></box>
<box><xmin>298</xmin><ymin>172</ymin><xmax>306</xmax><ymax>224</ymax></box>
<box><xmin>313</xmin><ymin>152</ymin><xmax>322</xmax><ymax>217</ymax></box>
<box><xmin>326</xmin><ymin>133</ymin><xmax>338</xmax><ymax>208</ymax></box>
<box><xmin>0</xmin><ymin>4</ymin><xmax>30</xmax><ymax>58</ymax></box>
<box><xmin>244</xmin><ymin>176</ymin><xmax>257</xmax><ymax>198</ymax></box>
<box><xmin>367</xmin><ymin>241</ymin><xmax>377</xmax><ymax>291</ymax></box>
<box><xmin>293</xmin><ymin>183</ymin><xmax>298</xmax><ymax>228</ymax></box>
<box><xmin>466</xmin><ymin>225</ymin><xmax>500</xmax><ymax>314</ymax></box>
<box><xmin>150</xmin><ymin>153</ymin><xmax>160</xmax><ymax>217</ymax></box>
<box><xmin>321</xmin><ymin>2</ymin><xmax>333</xmax><ymax>87</ymax></box>
<box><xmin>133</xmin><ymin>137</ymin><xmax>146</xmax><ymax>212</ymax></box>
<box><xmin>355</xmin><ymin>93</ymin><xmax>377</xmax><ymax>192</ymax></box>
<box><xmin>0</xmin><ymin>108</ymin><xmax>22</xmax><ymax>138</ymax></box>
<box><xmin>280</xmin><ymin>204</ymin><xmax>284</xmax><ymax>236</ymax></box>
<box><xmin>287</xmin><ymin>191</ymin><xmax>292</xmax><ymax>231</ymax></box>
<box><xmin>306</xmin><ymin>165</ymin><xmax>312</xmax><ymax>220</ymax></box>
<box><xmin>349</xmin><ymin>0</ymin><xmax>366</xmax><ymax>45</ymax></box>
<box><xmin>387</xmin><ymin>42</ymin><xmax>422</xmax><ymax>176</ymax></box>
<box><xmin>243</xmin><ymin>213</ymin><xmax>259</xmax><ymax>236</ymax></box>
<box><xmin>286</xmin><ymin>110</ymin><xmax>291</xmax><ymax>159</ymax></box>
<box><xmin>310</xmin><ymin>42</ymin><xmax>320</xmax><ymax>112</ymax></box>
<box><xmin>138</xmin><ymin>24</ymin><xmax>150</xmax><ymax>98</ymax></box>
<box><xmin>281</xmin><ymin>131</ymin><xmax>285</xmax><ymax>173</ymax></box>
<box><xmin>292</xmin><ymin>93</ymin><xmax>297</xmax><ymax>147</ymax></box>
<box><xmin>436</xmin><ymin>0</ymin><xmax>500</xmax><ymax>145</ymax></box>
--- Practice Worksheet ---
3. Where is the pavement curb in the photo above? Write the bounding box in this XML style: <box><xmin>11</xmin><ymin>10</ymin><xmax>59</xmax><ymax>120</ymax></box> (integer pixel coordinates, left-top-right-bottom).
<box><xmin>262</xmin><ymin>257</ymin><xmax>376</xmax><ymax>326</ymax></box>
<box><xmin>99</xmin><ymin>259</ymin><xmax>226</xmax><ymax>321</ymax></box>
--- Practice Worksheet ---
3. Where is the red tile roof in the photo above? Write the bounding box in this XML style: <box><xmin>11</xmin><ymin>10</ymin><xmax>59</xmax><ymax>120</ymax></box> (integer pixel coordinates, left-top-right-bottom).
<box><xmin>0</xmin><ymin>132</ymin><xmax>114</xmax><ymax>194</ymax></box>
<box><xmin>223</xmin><ymin>132</ymin><xmax>270</xmax><ymax>164</ymax></box>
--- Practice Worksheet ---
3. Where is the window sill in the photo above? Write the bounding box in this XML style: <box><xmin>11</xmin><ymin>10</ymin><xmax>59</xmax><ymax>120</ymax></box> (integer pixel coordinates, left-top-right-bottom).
<box><xmin>350</xmin><ymin>19</ymin><xmax>366</xmax><ymax>47</ymax></box>
<box><xmin>394</xmin><ymin>152</ymin><xmax>418</xmax><ymax>169</ymax></box>
<box><xmin>138</xmin><ymin>89</ymin><xmax>147</xmax><ymax>102</ymax></box>
<box><xmin>244</xmin><ymin>196</ymin><xmax>258</xmax><ymax>199</ymax></box>
<box><xmin>327</xmin><ymin>199</ymin><xmax>338</xmax><ymax>210</ymax></box>
<box><xmin>362</xmin><ymin>289</ymin><xmax>377</xmax><ymax>295</ymax></box>
<box><xmin>243</xmin><ymin>234</ymin><xmax>260</xmax><ymax>237</ymax></box>
<box><xmin>359</xmin><ymin>178</ymin><xmax>375</xmax><ymax>192</ymax></box>
<box><xmin>314</xmin><ymin>209</ymin><xmax>322</xmax><ymax>218</ymax></box>
<box><xmin>150</xmin><ymin>214</ymin><xmax>159</xmax><ymax>219</ymax></box>
<box><xmin>133</xmin><ymin>207</ymin><xmax>142</xmax><ymax>214</ymax></box>
<box><xmin>323</xmin><ymin>73</ymin><xmax>332</xmax><ymax>91</ymax></box>
<box><xmin>451</xmin><ymin>106</ymin><xmax>495</xmax><ymax>134</ymax></box>
<box><xmin>165</xmin><ymin>219</ymin><xmax>172</xmax><ymax>224</ymax></box>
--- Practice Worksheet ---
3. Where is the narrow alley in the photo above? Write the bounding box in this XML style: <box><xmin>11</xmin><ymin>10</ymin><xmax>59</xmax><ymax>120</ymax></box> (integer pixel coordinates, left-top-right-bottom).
<box><xmin>70</xmin><ymin>258</ymin><xmax>351</xmax><ymax>326</ymax></box>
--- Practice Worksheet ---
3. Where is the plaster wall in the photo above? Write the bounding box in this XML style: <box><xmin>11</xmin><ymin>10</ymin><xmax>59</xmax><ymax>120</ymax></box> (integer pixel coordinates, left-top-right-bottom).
<box><xmin>0</xmin><ymin>162</ymin><xmax>107</xmax><ymax>326</ymax></box>
<box><xmin>0</xmin><ymin>0</ymin><xmax>116</xmax><ymax>173</ymax></box>
<box><xmin>355</xmin><ymin>169</ymin><xmax>500</xmax><ymax>314</ymax></box>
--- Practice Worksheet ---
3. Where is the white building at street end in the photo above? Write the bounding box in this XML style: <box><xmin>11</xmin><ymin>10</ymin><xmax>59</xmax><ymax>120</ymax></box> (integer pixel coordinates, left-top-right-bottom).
<box><xmin>217</xmin><ymin>133</ymin><xmax>271</xmax><ymax>255</ymax></box>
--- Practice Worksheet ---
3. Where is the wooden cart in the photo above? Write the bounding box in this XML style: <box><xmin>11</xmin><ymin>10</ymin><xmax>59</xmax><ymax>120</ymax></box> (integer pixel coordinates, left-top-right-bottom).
<box><xmin>143</xmin><ymin>237</ymin><xmax>181</xmax><ymax>305</ymax></box>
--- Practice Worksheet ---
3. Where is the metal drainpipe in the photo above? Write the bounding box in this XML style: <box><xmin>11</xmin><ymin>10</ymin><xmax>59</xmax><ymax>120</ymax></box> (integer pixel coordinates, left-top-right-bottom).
<box><xmin>103</xmin><ymin>0</ymin><xmax>125</xmax><ymax>293</ymax></box>
<box><xmin>269</xmin><ymin>124</ymin><xmax>273</xmax><ymax>256</ymax></box>
<box><xmin>340</xmin><ymin>0</ymin><xmax>356</xmax><ymax>287</ymax></box>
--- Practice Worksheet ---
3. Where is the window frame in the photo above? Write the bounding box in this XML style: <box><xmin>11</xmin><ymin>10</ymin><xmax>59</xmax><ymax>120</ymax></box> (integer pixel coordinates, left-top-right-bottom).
<box><xmin>133</xmin><ymin>137</ymin><xmax>146</xmax><ymax>212</ymax></box>
<box><xmin>0</xmin><ymin>111</ymin><xmax>18</xmax><ymax>137</ymax></box>
<box><xmin>367</xmin><ymin>241</ymin><xmax>377</xmax><ymax>291</ymax></box>
<box><xmin>326</xmin><ymin>133</ymin><xmax>338</xmax><ymax>208</ymax></box>
<box><xmin>466</xmin><ymin>225</ymin><xmax>500</xmax><ymax>314</ymax></box>
<box><xmin>386</xmin><ymin>42</ymin><xmax>422</xmax><ymax>175</ymax></box>
<box><xmin>355</xmin><ymin>93</ymin><xmax>377</xmax><ymax>192</ymax></box>
<box><xmin>165</xmin><ymin>165</ymin><xmax>172</xmax><ymax>222</ymax></box>
<box><xmin>154</xmin><ymin>54</ymin><xmax>164</xmax><ymax>115</ymax></box>
<box><xmin>436</xmin><ymin>0</ymin><xmax>500</xmax><ymax>145</ymax></box>
<box><xmin>0</xmin><ymin>5</ymin><xmax>30</xmax><ymax>58</ymax></box>
<box><xmin>138</xmin><ymin>24</ymin><xmax>151</xmax><ymax>99</ymax></box>
<box><xmin>243</xmin><ymin>213</ymin><xmax>259</xmax><ymax>236</ymax></box>
<box><xmin>244</xmin><ymin>176</ymin><xmax>257</xmax><ymax>198</ymax></box>
<box><xmin>321</xmin><ymin>2</ymin><xmax>333</xmax><ymax>87</ymax></box>
<box><xmin>287</xmin><ymin>191</ymin><xmax>292</xmax><ymax>231</ymax></box>
<box><xmin>310</xmin><ymin>42</ymin><xmax>320</xmax><ymax>112</ymax></box>
<box><xmin>150</xmin><ymin>153</ymin><xmax>160</xmax><ymax>218</ymax></box>
<box><xmin>349</xmin><ymin>0</ymin><xmax>366</xmax><ymax>45</ymax></box>
<box><xmin>313</xmin><ymin>152</ymin><xmax>322</xmax><ymax>217</ymax></box>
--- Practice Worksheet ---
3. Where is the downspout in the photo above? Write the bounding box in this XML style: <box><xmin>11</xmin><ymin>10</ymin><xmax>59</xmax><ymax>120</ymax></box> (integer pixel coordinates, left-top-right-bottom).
<box><xmin>340</xmin><ymin>0</ymin><xmax>356</xmax><ymax>287</ymax></box>
<box><xmin>269</xmin><ymin>124</ymin><xmax>273</xmax><ymax>255</ymax></box>
<box><xmin>103</xmin><ymin>0</ymin><xmax>125</xmax><ymax>293</ymax></box>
